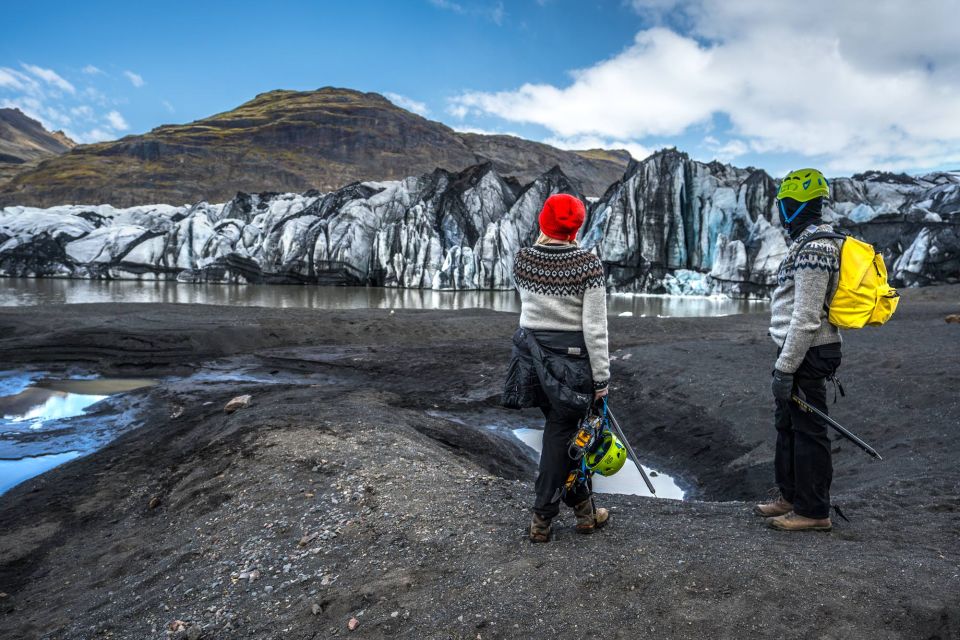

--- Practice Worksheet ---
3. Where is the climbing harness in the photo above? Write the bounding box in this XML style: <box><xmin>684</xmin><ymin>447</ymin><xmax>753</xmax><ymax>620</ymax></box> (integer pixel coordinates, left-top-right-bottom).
<box><xmin>563</xmin><ymin>399</ymin><xmax>631</xmax><ymax>491</ymax></box>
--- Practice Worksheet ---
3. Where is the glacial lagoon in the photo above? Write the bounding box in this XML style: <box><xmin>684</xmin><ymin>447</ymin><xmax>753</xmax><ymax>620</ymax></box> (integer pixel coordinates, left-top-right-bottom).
<box><xmin>0</xmin><ymin>277</ymin><xmax>767</xmax><ymax>317</ymax></box>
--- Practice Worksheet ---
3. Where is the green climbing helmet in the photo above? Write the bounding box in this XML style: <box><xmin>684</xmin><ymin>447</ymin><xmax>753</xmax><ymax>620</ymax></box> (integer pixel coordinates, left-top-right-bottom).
<box><xmin>586</xmin><ymin>431</ymin><xmax>627</xmax><ymax>477</ymax></box>
<box><xmin>777</xmin><ymin>168</ymin><xmax>829</xmax><ymax>202</ymax></box>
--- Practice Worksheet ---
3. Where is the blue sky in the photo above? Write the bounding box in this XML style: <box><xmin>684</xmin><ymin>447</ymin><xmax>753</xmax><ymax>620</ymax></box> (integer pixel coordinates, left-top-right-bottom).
<box><xmin>3</xmin><ymin>0</ymin><xmax>959</xmax><ymax>177</ymax></box>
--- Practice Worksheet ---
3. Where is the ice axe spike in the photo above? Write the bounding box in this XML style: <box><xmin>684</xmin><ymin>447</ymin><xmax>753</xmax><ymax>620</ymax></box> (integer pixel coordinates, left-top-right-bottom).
<box><xmin>606</xmin><ymin>407</ymin><xmax>657</xmax><ymax>495</ymax></box>
<box><xmin>790</xmin><ymin>394</ymin><xmax>883</xmax><ymax>461</ymax></box>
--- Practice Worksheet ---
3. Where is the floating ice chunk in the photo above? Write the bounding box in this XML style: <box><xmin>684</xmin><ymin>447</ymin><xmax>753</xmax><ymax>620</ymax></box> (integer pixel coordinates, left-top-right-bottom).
<box><xmin>662</xmin><ymin>269</ymin><xmax>714</xmax><ymax>296</ymax></box>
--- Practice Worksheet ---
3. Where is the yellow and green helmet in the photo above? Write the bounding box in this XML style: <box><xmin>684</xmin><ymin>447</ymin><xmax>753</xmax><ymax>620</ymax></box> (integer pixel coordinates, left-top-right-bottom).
<box><xmin>777</xmin><ymin>168</ymin><xmax>829</xmax><ymax>202</ymax></box>
<box><xmin>586</xmin><ymin>432</ymin><xmax>627</xmax><ymax>477</ymax></box>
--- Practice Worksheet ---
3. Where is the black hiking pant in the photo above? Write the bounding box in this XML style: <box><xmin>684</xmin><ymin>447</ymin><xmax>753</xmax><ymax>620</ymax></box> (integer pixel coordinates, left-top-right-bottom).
<box><xmin>533</xmin><ymin>404</ymin><xmax>591</xmax><ymax>519</ymax></box>
<box><xmin>774</xmin><ymin>343</ymin><xmax>842</xmax><ymax>519</ymax></box>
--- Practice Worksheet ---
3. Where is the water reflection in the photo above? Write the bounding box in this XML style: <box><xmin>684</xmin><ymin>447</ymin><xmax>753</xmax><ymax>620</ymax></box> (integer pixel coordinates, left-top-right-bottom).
<box><xmin>0</xmin><ymin>377</ymin><xmax>156</xmax><ymax>430</ymax></box>
<box><xmin>0</xmin><ymin>451</ymin><xmax>82</xmax><ymax>494</ymax></box>
<box><xmin>513</xmin><ymin>427</ymin><xmax>685</xmax><ymax>500</ymax></box>
<box><xmin>2</xmin><ymin>388</ymin><xmax>108</xmax><ymax>428</ymax></box>
<box><xmin>0</xmin><ymin>278</ymin><xmax>767</xmax><ymax>317</ymax></box>
<box><xmin>0</xmin><ymin>375</ymin><xmax>157</xmax><ymax>495</ymax></box>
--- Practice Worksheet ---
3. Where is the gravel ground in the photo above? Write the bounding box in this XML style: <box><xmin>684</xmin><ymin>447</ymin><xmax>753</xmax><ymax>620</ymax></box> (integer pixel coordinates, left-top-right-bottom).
<box><xmin>0</xmin><ymin>285</ymin><xmax>958</xmax><ymax>639</ymax></box>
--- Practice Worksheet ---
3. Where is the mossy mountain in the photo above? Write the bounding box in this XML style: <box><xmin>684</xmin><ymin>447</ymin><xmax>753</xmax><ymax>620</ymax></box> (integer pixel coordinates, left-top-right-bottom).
<box><xmin>0</xmin><ymin>88</ymin><xmax>629</xmax><ymax>207</ymax></box>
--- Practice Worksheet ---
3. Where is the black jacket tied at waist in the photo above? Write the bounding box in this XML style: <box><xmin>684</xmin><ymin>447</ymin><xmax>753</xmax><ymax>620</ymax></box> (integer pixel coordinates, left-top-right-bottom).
<box><xmin>502</xmin><ymin>327</ymin><xmax>594</xmax><ymax>413</ymax></box>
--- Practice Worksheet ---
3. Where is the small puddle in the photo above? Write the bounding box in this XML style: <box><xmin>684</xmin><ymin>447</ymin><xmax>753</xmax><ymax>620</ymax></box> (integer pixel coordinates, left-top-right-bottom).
<box><xmin>0</xmin><ymin>372</ymin><xmax>158</xmax><ymax>495</ymax></box>
<box><xmin>513</xmin><ymin>427</ymin><xmax>685</xmax><ymax>500</ymax></box>
<box><xmin>0</xmin><ymin>377</ymin><xmax>156</xmax><ymax>429</ymax></box>
<box><xmin>0</xmin><ymin>451</ymin><xmax>82</xmax><ymax>494</ymax></box>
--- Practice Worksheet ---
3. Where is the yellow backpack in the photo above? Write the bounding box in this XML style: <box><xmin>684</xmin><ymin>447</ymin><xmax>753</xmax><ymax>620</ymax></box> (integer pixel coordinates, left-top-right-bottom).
<box><xmin>799</xmin><ymin>232</ymin><xmax>900</xmax><ymax>329</ymax></box>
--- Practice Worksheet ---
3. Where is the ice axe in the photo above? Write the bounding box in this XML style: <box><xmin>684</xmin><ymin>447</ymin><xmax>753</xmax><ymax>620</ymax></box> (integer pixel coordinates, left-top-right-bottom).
<box><xmin>791</xmin><ymin>394</ymin><xmax>883</xmax><ymax>460</ymax></box>
<box><xmin>606</xmin><ymin>407</ymin><xmax>657</xmax><ymax>495</ymax></box>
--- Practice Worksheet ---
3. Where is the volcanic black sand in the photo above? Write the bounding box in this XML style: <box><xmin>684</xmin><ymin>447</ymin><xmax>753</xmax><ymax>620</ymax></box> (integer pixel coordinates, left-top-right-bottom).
<box><xmin>0</xmin><ymin>286</ymin><xmax>958</xmax><ymax>639</ymax></box>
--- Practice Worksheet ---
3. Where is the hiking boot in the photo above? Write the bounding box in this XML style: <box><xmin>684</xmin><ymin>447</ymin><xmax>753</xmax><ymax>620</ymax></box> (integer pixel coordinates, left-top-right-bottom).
<box><xmin>573</xmin><ymin>498</ymin><xmax>609</xmax><ymax>534</ymax></box>
<box><xmin>529</xmin><ymin>513</ymin><xmax>552</xmax><ymax>543</ymax></box>
<box><xmin>753</xmin><ymin>495</ymin><xmax>793</xmax><ymax>517</ymax></box>
<box><xmin>768</xmin><ymin>512</ymin><xmax>832</xmax><ymax>532</ymax></box>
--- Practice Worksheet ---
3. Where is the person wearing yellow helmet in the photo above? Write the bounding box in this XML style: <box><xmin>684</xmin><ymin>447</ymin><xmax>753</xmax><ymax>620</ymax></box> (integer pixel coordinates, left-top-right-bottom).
<box><xmin>757</xmin><ymin>168</ymin><xmax>844</xmax><ymax>532</ymax></box>
<box><xmin>775</xmin><ymin>168</ymin><xmax>830</xmax><ymax>236</ymax></box>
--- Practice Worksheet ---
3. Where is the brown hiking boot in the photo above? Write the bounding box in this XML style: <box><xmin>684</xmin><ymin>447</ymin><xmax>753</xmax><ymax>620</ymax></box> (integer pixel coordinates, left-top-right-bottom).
<box><xmin>573</xmin><ymin>498</ymin><xmax>609</xmax><ymax>534</ymax></box>
<box><xmin>529</xmin><ymin>513</ymin><xmax>552</xmax><ymax>543</ymax></box>
<box><xmin>768</xmin><ymin>512</ymin><xmax>832</xmax><ymax>532</ymax></box>
<box><xmin>753</xmin><ymin>495</ymin><xmax>793</xmax><ymax>517</ymax></box>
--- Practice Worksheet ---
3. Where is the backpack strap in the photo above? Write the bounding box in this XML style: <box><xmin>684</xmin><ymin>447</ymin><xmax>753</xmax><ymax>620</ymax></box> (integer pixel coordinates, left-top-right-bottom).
<box><xmin>790</xmin><ymin>231</ymin><xmax>847</xmax><ymax>320</ymax></box>
<box><xmin>794</xmin><ymin>231</ymin><xmax>846</xmax><ymax>251</ymax></box>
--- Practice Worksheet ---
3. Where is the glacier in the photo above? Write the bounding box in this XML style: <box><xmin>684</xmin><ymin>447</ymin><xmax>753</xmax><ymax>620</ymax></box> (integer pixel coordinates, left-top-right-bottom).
<box><xmin>0</xmin><ymin>150</ymin><xmax>957</xmax><ymax>295</ymax></box>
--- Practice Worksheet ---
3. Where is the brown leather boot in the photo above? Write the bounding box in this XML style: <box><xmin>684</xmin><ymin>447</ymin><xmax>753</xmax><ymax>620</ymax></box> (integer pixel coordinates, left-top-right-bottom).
<box><xmin>573</xmin><ymin>498</ymin><xmax>609</xmax><ymax>534</ymax></box>
<box><xmin>753</xmin><ymin>495</ymin><xmax>793</xmax><ymax>517</ymax></box>
<box><xmin>529</xmin><ymin>513</ymin><xmax>552</xmax><ymax>543</ymax></box>
<box><xmin>768</xmin><ymin>512</ymin><xmax>832</xmax><ymax>532</ymax></box>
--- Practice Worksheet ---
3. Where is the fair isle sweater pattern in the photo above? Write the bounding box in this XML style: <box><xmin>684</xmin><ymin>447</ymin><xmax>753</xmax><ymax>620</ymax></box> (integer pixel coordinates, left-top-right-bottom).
<box><xmin>777</xmin><ymin>240</ymin><xmax>841</xmax><ymax>284</ymax></box>
<box><xmin>514</xmin><ymin>244</ymin><xmax>610</xmax><ymax>390</ymax></box>
<box><xmin>513</xmin><ymin>245</ymin><xmax>605</xmax><ymax>295</ymax></box>
<box><xmin>769</xmin><ymin>224</ymin><xmax>842</xmax><ymax>374</ymax></box>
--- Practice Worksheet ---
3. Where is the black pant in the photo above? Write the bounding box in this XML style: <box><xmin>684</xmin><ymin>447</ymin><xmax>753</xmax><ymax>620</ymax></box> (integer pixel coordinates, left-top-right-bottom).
<box><xmin>774</xmin><ymin>343</ymin><xmax>842</xmax><ymax>519</ymax></box>
<box><xmin>533</xmin><ymin>404</ymin><xmax>591</xmax><ymax>519</ymax></box>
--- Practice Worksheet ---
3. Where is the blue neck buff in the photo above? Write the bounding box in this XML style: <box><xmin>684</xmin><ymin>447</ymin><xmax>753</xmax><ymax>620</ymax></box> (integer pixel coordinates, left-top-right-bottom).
<box><xmin>778</xmin><ymin>197</ymin><xmax>823</xmax><ymax>239</ymax></box>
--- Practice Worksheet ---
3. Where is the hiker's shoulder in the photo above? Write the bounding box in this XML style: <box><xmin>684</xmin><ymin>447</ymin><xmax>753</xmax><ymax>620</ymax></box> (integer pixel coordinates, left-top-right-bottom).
<box><xmin>571</xmin><ymin>247</ymin><xmax>604</xmax><ymax>270</ymax></box>
<box><xmin>515</xmin><ymin>246</ymin><xmax>536</xmax><ymax>262</ymax></box>
<box><xmin>797</xmin><ymin>226</ymin><xmax>842</xmax><ymax>256</ymax></box>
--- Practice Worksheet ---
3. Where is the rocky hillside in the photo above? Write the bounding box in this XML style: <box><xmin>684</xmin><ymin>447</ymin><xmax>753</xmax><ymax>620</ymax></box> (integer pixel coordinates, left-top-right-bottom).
<box><xmin>1</xmin><ymin>149</ymin><xmax>957</xmax><ymax>294</ymax></box>
<box><xmin>0</xmin><ymin>88</ymin><xmax>628</xmax><ymax>207</ymax></box>
<box><xmin>0</xmin><ymin>108</ymin><xmax>75</xmax><ymax>185</ymax></box>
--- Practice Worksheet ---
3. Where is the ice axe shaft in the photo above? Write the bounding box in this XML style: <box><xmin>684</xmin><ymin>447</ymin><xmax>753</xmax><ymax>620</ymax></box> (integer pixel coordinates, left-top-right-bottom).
<box><xmin>790</xmin><ymin>394</ymin><xmax>883</xmax><ymax>460</ymax></box>
<box><xmin>606</xmin><ymin>408</ymin><xmax>657</xmax><ymax>495</ymax></box>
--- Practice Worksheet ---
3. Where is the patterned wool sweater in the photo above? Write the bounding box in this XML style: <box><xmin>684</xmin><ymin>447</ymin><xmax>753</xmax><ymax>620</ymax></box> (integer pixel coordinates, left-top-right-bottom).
<box><xmin>514</xmin><ymin>243</ymin><xmax>610</xmax><ymax>389</ymax></box>
<box><xmin>769</xmin><ymin>223</ymin><xmax>842</xmax><ymax>373</ymax></box>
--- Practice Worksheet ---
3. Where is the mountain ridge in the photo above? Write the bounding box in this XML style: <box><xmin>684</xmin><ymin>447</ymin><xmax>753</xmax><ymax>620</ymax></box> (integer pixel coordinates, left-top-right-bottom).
<box><xmin>0</xmin><ymin>88</ymin><xmax>629</xmax><ymax>207</ymax></box>
<box><xmin>0</xmin><ymin>108</ymin><xmax>76</xmax><ymax>185</ymax></box>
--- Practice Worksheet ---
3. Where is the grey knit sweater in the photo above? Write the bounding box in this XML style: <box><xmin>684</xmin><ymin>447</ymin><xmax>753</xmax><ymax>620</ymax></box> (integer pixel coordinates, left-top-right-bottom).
<box><xmin>769</xmin><ymin>223</ymin><xmax>842</xmax><ymax>373</ymax></box>
<box><xmin>514</xmin><ymin>244</ymin><xmax>610</xmax><ymax>390</ymax></box>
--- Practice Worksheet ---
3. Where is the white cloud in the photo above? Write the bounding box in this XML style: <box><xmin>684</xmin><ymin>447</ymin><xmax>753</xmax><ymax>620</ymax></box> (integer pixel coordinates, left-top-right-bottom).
<box><xmin>490</xmin><ymin>2</ymin><xmax>504</xmax><ymax>26</ymax></box>
<box><xmin>21</xmin><ymin>63</ymin><xmax>75</xmax><ymax>94</ymax></box>
<box><xmin>452</xmin><ymin>29</ymin><xmax>725</xmax><ymax>138</ymax></box>
<box><xmin>70</xmin><ymin>105</ymin><xmax>95</xmax><ymax>120</ymax></box>
<box><xmin>428</xmin><ymin>0</ymin><xmax>464</xmax><ymax>13</ymax></box>
<box><xmin>162</xmin><ymin>100</ymin><xmax>175</xmax><ymax>114</ymax></box>
<box><xmin>452</xmin><ymin>1</ymin><xmax>960</xmax><ymax>172</ymax></box>
<box><xmin>123</xmin><ymin>70</ymin><xmax>145</xmax><ymax>88</ymax></box>
<box><xmin>105</xmin><ymin>110</ymin><xmax>129</xmax><ymax>131</ymax></box>
<box><xmin>545</xmin><ymin>135</ymin><xmax>655</xmax><ymax>162</ymax></box>
<box><xmin>452</xmin><ymin>124</ymin><xmax>522</xmax><ymax>137</ymax></box>
<box><xmin>704</xmin><ymin>137</ymin><xmax>748</xmax><ymax>163</ymax></box>
<box><xmin>384</xmin><ymin>92</ymin><xmax>430</xmax><ymax>117</ymax></box>
<box><xmin>67</xmin><ymin>127</ymin><xmax>117</xmax><ymax>144</ymax></box>
<box><xmin>81</xmin><ymin>86</ymin><xmax>110</xmax><ymax>106</ymax></box>
<box><xmin>82</xmin><ymin>65</ymin><xmax>104</xmax><ymax>75</ymax></box>
<box><xmin>0</xmin><ymin>67</ymin><xmax>39</xmax><ymax>93</ymax></box>
<box><xmin>427</xmin><ymin>0</ymin><xmax>506</xmax><ymax>25</ymax></box>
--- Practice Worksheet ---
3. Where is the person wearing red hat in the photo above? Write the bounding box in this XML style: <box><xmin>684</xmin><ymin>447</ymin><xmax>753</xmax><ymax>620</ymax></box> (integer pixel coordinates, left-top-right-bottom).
<box><xmin>502</xmin><ymin>193</ymin><xmax>611</xmax><ymax>542</ymax></box>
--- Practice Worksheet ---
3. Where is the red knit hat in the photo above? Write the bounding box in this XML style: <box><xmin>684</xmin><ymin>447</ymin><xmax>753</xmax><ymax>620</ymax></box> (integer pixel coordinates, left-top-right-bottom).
<box><xmin>538</xmin><ymin>193</ymin><xmax>586</xmax><ymax>242</ymax></box>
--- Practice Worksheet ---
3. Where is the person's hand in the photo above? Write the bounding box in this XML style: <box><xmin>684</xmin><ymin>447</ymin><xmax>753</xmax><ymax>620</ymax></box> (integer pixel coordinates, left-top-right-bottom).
<box><xmin>771</xmin><ymin>370</ymin><xmax>794</xmax><ymax>402</ymax></box>
<box><xmin>594</xmin><ymin>387</ymin><xmax>609</xmax><ymax>401</ymax></box>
